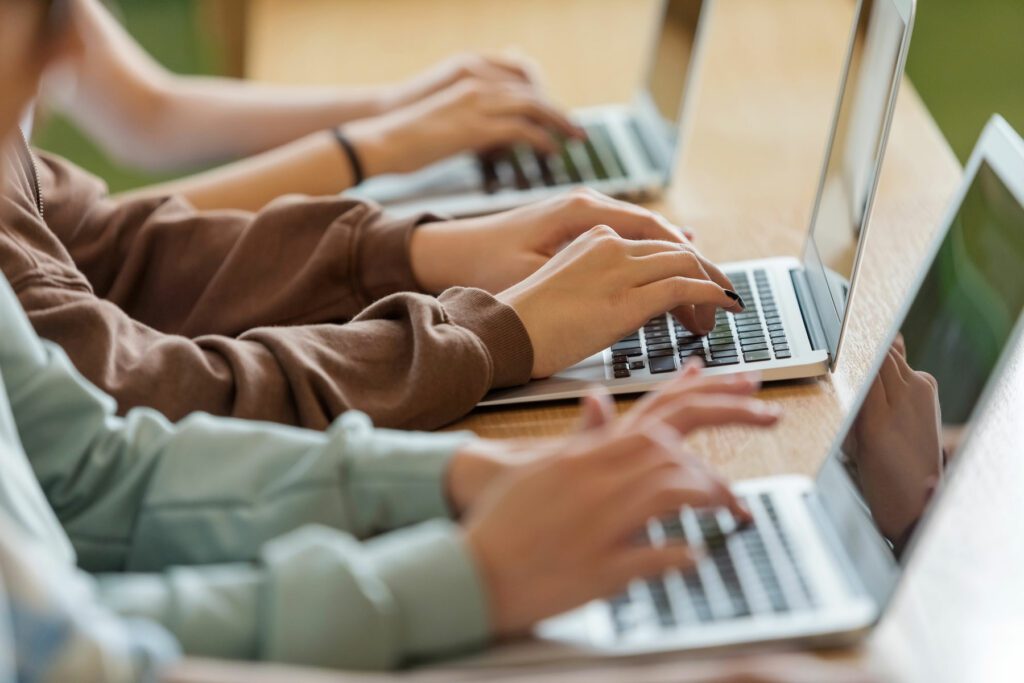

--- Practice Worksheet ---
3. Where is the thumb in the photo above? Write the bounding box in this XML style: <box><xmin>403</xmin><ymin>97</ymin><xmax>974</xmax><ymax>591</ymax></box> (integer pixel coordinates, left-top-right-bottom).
<box><xmin>578</xmin><ymin>387</ymin><xmax>617</xmax><ymax>431</ymax></box>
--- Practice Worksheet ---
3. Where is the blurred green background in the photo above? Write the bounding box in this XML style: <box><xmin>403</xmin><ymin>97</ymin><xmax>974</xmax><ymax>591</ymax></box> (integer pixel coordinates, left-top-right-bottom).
<box><xmin>33</xmin><ymin>0</ymin><xmax>1024</xmax><ymax>192</ymax></box>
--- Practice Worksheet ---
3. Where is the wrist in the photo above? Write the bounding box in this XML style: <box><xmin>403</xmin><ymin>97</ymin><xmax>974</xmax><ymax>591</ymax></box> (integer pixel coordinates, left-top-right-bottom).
<box><xmin>447</xmin><ymin>440</ymin><xmax>507</xmax><ymax>515</ymax></box>
<box><xmin>344</xmin><ymin>118</ymin><xmax>395</xmax><ymax>178</ymax></box>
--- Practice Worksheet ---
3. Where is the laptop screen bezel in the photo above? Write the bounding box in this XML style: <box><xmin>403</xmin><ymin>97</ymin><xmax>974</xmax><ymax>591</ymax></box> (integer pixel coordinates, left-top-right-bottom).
<box><xmin>800</xmin><ymin>0</ymin><xmax>916</xmax><ymax>369</ymax></box>
<box><xmin>631</xmin><ymin>0</ymin><xmax>712</xmax><ymax>181</ymax></box>
<box><xmin>813</xmin><ymin>115</ymin><xmax>1024</xmax><ymax>610</ymax></box>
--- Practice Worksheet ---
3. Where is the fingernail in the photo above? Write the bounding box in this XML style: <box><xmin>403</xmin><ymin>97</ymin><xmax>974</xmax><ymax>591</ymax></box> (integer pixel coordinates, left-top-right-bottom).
<box><xmin>724</xmin><ymin>290</ymin><xmax>745</xmax><ymax>310</ymax></box>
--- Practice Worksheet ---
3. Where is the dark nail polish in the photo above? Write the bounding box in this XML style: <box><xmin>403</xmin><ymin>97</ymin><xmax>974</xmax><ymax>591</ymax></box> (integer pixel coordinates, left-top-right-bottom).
<box><xmin>724</xmin><ymin>289</ymin><xmax>745</xmax><ymax>310</ymax></box>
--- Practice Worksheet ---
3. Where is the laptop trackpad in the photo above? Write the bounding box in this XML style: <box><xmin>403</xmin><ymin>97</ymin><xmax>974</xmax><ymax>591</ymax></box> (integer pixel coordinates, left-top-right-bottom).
<box><xmin>349</xmin><ymin>154</ymin><xmax>482</xmax><ymax>204</ymax></box>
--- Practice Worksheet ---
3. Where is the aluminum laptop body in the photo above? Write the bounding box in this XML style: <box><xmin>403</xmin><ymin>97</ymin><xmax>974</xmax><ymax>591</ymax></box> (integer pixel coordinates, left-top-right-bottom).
<box><xmin>466</xmin><ymin>114</ymin><xmax>1024</xmax><ymax>666</ymax></box>
<box><xmin>348</xmin><ymin>0</ymin><xmax>711</xmax><ymax>218</ymax></box>
<box><xmin>481</xmin><ymin>0</ymin><xmax>915</xmax><ymax>407</ymax></box>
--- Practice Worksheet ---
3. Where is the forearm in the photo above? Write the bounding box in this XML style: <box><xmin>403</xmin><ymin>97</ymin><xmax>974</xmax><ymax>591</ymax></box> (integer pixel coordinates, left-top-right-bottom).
<box><xmin>7</xmin><ymin>333</ymin><xmax>474</xmax><ymax>571</ymax></box>
<box><xmin>57</xmin><ymin>0</ymin><xmax>397</xmax><ymax>172</ymax></box>
<box><xmin>96</xmin><ymin>521</ymin><xmax>490</xmax><ymax>671</ymax></box>
<box><xmin>117</xmin><ymin>130</ymin><xmax>358</xmax><ymax>211</ymax></box>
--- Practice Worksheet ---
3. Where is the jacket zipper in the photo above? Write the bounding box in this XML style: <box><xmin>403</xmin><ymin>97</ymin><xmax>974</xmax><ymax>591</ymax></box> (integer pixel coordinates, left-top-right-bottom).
<box><xmin>17</xmin><ymin>131</ymin><xmax>44</xmax><ymax>219</ymax></box>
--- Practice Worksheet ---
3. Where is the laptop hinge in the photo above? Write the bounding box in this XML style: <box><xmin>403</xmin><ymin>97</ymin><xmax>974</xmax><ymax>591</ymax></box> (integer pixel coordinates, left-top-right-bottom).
<box><xmin>790</xmin><ymin>268</ymin><xmax>829</xmax><ymax>355</ymax></box>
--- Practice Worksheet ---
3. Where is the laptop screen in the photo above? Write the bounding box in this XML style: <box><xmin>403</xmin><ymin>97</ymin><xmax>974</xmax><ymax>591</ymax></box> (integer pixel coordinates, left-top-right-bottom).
<box><xmin>633</xmin><ymin>0</ymin><xmax>705</xmax><ymax>173</ymax></box>
<box><xmin>817</xmin><ymin>153</ymin><xmax>1024</xmax><ymax>604</ymax></box>
<box><xmin>645</xmin><ymin>0</ymin><xmax>704</xmax><ymax>130</ymax></box>
<box><xmin>802</xmin><ymin>0</ymin><xmax>910</xmax><ymax>363</ymax></box>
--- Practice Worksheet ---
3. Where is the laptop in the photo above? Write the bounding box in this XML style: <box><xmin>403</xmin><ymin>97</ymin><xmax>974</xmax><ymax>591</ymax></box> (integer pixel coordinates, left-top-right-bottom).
<box><xmin>348</xmin><ymin>0</ymin><xmax>711</xmax><ymax>218</ymax></box>
<box><xmin>508</xmin><ymin>114</ymin><xmax>1024</xmax><ymax>661</ymax></box>
<box><xmin>481</xmin><ymin>0</ymin><xmax>916</xmax><ymax>407</ymax></box>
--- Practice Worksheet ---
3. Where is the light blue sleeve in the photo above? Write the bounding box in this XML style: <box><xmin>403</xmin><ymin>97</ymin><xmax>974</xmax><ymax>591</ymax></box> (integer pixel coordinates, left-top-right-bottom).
<box><xmin>0</xmin><ymin>274</ymin><xmax>492</xmax><ymax>669</ymax></box>
<box><xmin>0</xmin><ymin>269</ymin><xmax>473</xmax><ymax>571</ymax></box>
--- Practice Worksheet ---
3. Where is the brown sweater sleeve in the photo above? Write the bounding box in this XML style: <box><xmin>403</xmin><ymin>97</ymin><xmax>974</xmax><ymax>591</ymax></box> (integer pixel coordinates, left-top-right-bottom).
<box><xmin>36</xmin><ymin>151</ymin><xmax>437</xmax><ymax>336</ymax></box>
<box><xmin>0</xmin><ymin>145</ymin><xmax>533</xmax><ymax>430</ymax></box>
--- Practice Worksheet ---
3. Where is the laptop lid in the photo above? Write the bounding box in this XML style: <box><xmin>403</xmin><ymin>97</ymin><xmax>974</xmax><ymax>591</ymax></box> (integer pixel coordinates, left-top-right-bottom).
<box><xmin>814</xmin><ymin>115</ymin><xmax>1024</xmax><ymax>610</ymax></box>
<box><xmin>632</xmin><ymin>0</ymin><xmax>710</xmax><ymax>180</ymax></box>
<box><xmin>800</xmin><ymin>0</ymin><xmax>915</xmax><ymax>368</ymax></box>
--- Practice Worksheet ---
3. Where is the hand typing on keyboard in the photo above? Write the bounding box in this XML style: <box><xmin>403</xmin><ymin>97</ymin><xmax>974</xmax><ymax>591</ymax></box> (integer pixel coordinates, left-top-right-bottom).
<box><xmin>408</xmin><ymin>188</ymin><xmax>742</xmax><ymax>379</ymax></box>
<box><xmin>347</xmin><ymin>74</ymin><xmax>584</xmax><ymax>177</ymax></box>
<box><xmin>456</xmin><ymin>369</ymin><xmax>780</xmax><ymax>636</ymax></box>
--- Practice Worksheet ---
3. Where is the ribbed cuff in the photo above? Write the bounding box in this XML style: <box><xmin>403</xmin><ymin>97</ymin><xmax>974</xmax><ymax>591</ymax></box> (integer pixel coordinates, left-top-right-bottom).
<box><xmin>438</xmin><ymin>287</ymin><xmax>534</xmax><ymax>389</ymax></box>
<box><xmin>357</xmin><ymin>205</ymin><xmax>446</xmax><ymax>300</ymax></box>
<box><xmin>367</xmin><ymin>520</ymin><xmax>490</xmax><ymax>662</ymax></box>
<box><xmin>335</xmin><ymin>412</ymin><xmax>476</xmax><ymax>528</ymax></box>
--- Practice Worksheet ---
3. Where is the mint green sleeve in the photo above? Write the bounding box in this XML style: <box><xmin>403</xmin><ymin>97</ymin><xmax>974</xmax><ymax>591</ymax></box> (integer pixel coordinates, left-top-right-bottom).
<box><xmin>0</xmin><ymin>273</ymin><xmax>491</xmax><ymax>669</ymax></box>
<box><xmin>6</xmin><ymin>335</ymin><xmax>474</xmax><ymax>572</ymax></box>
<box><xmin>95</xmin><ymin>520</ymin><xmax>491</xmax><ymax>670</ymax></box>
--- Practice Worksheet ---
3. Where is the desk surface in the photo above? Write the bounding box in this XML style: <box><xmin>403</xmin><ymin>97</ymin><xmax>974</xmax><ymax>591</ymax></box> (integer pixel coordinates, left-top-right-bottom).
<box><xmin>240</xmin><ymin>2</ymin><xmax>1018</xmax><ymax>682</ymax></box>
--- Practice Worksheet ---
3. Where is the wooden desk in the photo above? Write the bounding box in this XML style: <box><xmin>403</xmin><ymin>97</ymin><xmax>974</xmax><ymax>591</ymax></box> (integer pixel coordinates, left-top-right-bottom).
<box><xmin>238</xmin><ymin>2</ymin><xmax>1018</xmax><ymax>682</ymax></box>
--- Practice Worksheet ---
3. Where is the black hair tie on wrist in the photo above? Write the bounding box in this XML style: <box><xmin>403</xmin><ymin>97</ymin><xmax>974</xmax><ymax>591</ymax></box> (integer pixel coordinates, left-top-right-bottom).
<box><xmin>333</xmin><ymin>127</ymin><xmax>365</xmax><ymax>186</ymax></box>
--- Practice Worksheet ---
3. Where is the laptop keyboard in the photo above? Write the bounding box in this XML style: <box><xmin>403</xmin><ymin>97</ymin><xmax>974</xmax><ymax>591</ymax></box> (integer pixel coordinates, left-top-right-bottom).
<box><xmin>479</xmin><ymin>121</ymin><xmax>627</xmax><ymax>193</ymax></box>
<box><xmin>608</xmin><ymin>493</ymin><xmax>818</xmax><ymax>637</ymax></box>
<box><xmin>607</xmin><ymin>269</ymin><xmax>792</xmax><ymax>379</ymax></box>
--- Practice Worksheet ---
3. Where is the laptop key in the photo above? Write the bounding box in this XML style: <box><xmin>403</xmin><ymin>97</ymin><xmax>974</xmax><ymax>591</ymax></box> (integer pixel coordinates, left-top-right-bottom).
<box><xmin>613</xmin><ymin>368</ymin><xmax>631</xmax><ymax>379</ymax></box>
<box><xmin>744</xmin><ymin>350</ymin><xmax>772</xmax><ymax>363</ymax></box>
<box><xmin>533</xmin><ymin>151</ymin><xmax>556</xmax><ymax>187</ymax></box>
<box><xmin>649</xmin><ymin>355</ymin><xmax>678</xmax><ymax>374</ymax></box>
<box><xmin>775</xmin><ymin>349</ymin><xmax>792</xmax><ymax>359</ymax></box>
<box><xmin>648</xmin><ymin>348</ymin><xmax>675</xmax><ymax>359</ymax></box>
<box><xmin>581</xmin><ymin>137</ymin><xmax>609</xmax><ymax>179</ymax></box>
<box><xmin>647</xmin><ymin>342</ymin><xmax>675</xmax><ymax>352</ymax></box>
<box><xmin>706</xmin><ymin>356</ymin><xmax>740</xmax><ymax>367</ymax></box>
<box><xmin>479</xmin><ymin>156</ymin><xmax>500</xmax><ymax>194</ymax></box>
<box><xmin>630</xmin><ymin>360</ymin><xmax>646</xmax><ymax>370</ymax></box>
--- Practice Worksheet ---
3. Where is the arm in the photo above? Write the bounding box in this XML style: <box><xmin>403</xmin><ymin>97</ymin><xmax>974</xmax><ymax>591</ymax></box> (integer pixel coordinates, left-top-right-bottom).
<box><xmin>0</xmin><ymin>272</ymin><xmax>477</xmax><ymax>568</ymax></box>
<box><xmin>53</xmin><ymin>0</ymin><xmax>396</xmax><ymax>171</ymax></box>
<box><xmin>96</xmin><ymin>521</ymin><xmax>489</xmax><ymax>671</ymax></box>
<box><xmin>38</xmin><ymin>150</ymin><xmax>434</xmax><ymax>335</ymax></box>
<box><xmin>51</xmin><ymin>1</ymin><xmax>572</xmax><ymax>211</ymax></box>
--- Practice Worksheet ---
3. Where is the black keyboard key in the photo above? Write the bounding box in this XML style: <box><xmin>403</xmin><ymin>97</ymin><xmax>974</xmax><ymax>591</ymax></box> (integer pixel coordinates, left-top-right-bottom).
<box><xmin>649</xmin><ymin>355</ymin><xmax>678</xmax><ymax>374</ymax></box>
<box><xmin>612</xmin><ymin>341</ymin><xmax>640</xmax><ymax>352</ymax></box>
<box><xmin>479</xmin><ymin>156</ymin><xmax>500</xmax><ymax>194</ymax></box>
<box><xmin>647</xmin><ymin>579</ymin><xmax>676</xmax><ymax>628</ymax></box>
<box><xmin>646</xmin><ymin>342</ymin><xmax>675</xmax><ymax>352</ymax></box>
<box><xmin>744</xmin><ymin>350</ymin><xmax>772</xmax><ymax>363</ymax></box>
<box><xmin>741</xmin><ymin>342</ymin><xmax>769</xmax><ymax>353</ymax></box>
<box><xmin>706</xmin><ymin>356</ymin><xmax>740</xmax><ymax>367</ymax></box>
<box><xmin>559</xmin><ymin>145</ymin><xmax>583</xmax><ymax>183</ymax></box>
<box><xmin>775</xmin><ymin>349</ymin><xmax>792</xmax><ymax>359</ymax></box>
<box><xmin>587</xmin><ymin>123</ymin><xmax>626</xmax><ymax>178</ymax></box>
<box><xmin>648</xmin><ymin>348</ymin><xmax>675</xmax><ymax>358</ymax></box>
<box><xmin>533</xmin><ymin>151</ymin><xmax>556</xmax><ymax>187</ymax></box>
<box><xmin>582</xmin><ymin>137</ymin><xmax>609</xmax><ymax>179</ymax></box>
<box><xmin>629</xmin><ymin>360</ymin><xmax>646</xmax><ymax>370</ymax></box>
<box><xmin>613</xmin><ymin>362</ymin><xmax>629</xmax><ymax>372</ymax></box>
<box><xmin>611</xmin><ymin>354</ymin><xmax>628</xmax><ymax>364</ymax></box>
<box><xmin>613</xmin><ymin>368</ymin><xmax>631</xmax><ymax>379</ymax></box>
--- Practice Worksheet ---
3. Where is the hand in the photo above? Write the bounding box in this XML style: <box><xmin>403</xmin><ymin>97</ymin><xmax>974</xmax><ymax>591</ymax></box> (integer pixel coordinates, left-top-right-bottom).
<box><xmin>348</xmin><ymin>76</ymin><xmax>582</xmax><ymax>177</ymax></box>
<box><xmin>447</xmin><ymin>360</ymin><xmax>780</xmax><ymax>515</ymax></box>
<box><xmin>491</xmin><ymin>222</ymin><xmax>741</xmax><ymax>378</ymax></box>
<box><xmin>386</xmin><ymin>52</ymin><xmax>547</xmax><ymax>109</ymax></box>
<box><xmin>848</xmin><ymin>337</ymin><xmax>943</xmax><ymax>543</ymax></box>
<box><xmin>463</xmin><ymin>425</ymin><xmax>748</xmax><ymax>636</ymax></box>
<box><xmin>410</xmin><ymin>188</ymin><xmax>698</xmax><ymax>294</ymax></box>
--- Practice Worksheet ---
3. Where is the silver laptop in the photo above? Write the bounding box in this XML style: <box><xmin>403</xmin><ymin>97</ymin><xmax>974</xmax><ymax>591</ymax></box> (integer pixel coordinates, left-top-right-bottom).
<box><xmin>348</xmin><ymin>0</ymin><xmax>710</xmax><ymax>218</ymax></box>
<box><xmin>481</xmin><ymin>0</ymin><xmax>915</xmax><ymax>407</ymax></box>
<box><xmin>510</xmin><ymin>114</ymin><xmax>1024</xmax><ymax>662</ymax></box>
